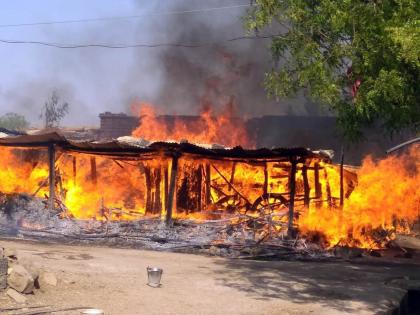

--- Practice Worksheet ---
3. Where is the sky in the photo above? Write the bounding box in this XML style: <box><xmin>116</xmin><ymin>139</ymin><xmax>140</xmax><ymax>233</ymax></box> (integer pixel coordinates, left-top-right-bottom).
<box><xmin>0</xmin><ymin>0</ymin><xmax>317</xmax><ymax>128</ymax></box>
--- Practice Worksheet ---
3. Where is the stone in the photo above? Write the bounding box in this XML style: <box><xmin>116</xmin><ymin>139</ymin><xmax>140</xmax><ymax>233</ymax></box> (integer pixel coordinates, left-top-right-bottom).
<box><xmin>4</xmin><ymin>248</ymin><xmax>17</xmax><ymax>261</ymax></box>
<box><xmin>19</xmin><ymin>262</ymin><xmax>40</xmax><ymax>282</ymax></box>
<box><xmin>208</xmin><ymin>246</ymin><xmax>220</xmax><ymax>256</ymax></box>
<box><xmin>38</xmin><ymin>271</ymin><xmax>57</xmax><ymax>287</ymax></box>
<box><xmin>6</xmin><ymin>288</ymin><xmax>27</xmax><ymax>303</ymax></box>
<box><xmin>7</xmin><ymin>264</ymin><xmax>35</xmax><ymax>294</ymax></box>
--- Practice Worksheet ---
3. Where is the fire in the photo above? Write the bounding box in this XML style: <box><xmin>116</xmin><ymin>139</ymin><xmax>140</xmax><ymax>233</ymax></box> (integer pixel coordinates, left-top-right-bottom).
<box><xmin>0</xmin><ymin>149</ymin><xmax>48</xmax><ymax>194</ymax></box>
<box><xmin>131</xmin><ymin>102</ymin><xmax>254</xmax><ymax>148</ymax></box>
<box><xmin>0</xmin><ymin>142</ymin><xmax>418</xmax><ymax>250</ymax></box>
<box><xmin>299</xmin><ymin>144</ymin><xmax>420</xmax><ymax>248</ymax></box>
<box><xmin>0</xmin><ymin>147</ymin><xmax>165</xmax><ymax>220</ymax></box>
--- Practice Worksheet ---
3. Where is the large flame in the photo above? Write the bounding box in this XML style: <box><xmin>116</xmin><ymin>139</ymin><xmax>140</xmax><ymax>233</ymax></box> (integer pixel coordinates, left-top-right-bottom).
<box><xmin>0</xmin><ymin>144</ymin><xmax>418</xmax><ymax>249</ymax></box>
<box><xmin>299</xmin><ymin>144</ymin><xmax>420</xmax><ymax>248</ymax></box>
<box><xmin>131</xmin><ymin>102</ymin><xmax>254</xmax><ymax>148</ymax></box>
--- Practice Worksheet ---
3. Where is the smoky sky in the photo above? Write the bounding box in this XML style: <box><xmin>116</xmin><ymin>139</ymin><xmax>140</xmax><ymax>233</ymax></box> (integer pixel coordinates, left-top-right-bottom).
<box><xmin>0</xmin><ymin>0</ymin><xmax>329</xmax><ymax>128</ymax></box>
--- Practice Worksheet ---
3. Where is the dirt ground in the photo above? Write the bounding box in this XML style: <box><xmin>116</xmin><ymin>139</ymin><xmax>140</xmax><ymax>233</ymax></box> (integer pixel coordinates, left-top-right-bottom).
<box><xmin>0</xmin><ymin>239</ymin><xmax>419</xmax><ymax>315</ymax></box>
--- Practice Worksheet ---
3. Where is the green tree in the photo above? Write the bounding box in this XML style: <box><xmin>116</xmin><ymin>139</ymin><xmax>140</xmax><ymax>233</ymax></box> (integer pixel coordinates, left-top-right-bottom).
<box><xmin>40</xmin><ymin>90</ymin><xmax>69</xmax><ymax>128</ymax></box>
<box><xmin>0</xmin><ymin>112</ymin><xmax>29</xmax><ymax>131</ymax></box>
<box><xmin>246</xmin><ymin>0</ymin><xmax>420</xmax><ymax>139</ymax></box>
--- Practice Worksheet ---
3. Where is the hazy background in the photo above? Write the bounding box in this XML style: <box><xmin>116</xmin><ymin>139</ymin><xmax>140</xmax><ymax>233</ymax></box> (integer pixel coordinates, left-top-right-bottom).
<box><xmin>0</xmin><ymin>0</ymin><xmax>329</xmax><ymax>128</ymax></box>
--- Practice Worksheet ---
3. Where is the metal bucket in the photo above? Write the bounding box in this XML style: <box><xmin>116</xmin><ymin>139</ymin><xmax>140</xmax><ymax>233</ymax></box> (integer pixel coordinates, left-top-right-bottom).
<box><xmin>147</xmin><ymin>267</ymin><xmax>163</xmax><ymax>287</ymax></box>
<box><xmin>81</xmin><ymin>309</ymin><xmax>104</xmax><ymax>315</ymax></box>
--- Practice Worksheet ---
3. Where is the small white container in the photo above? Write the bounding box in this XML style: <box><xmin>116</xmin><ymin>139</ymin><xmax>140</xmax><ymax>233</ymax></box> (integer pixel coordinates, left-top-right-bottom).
<box><xmin>147</xmin><ymin>266</ymin><xmax>163</xmax><ymax>287</ymax></box>
<box><xmin>81</xmin><ymin>309</ymin><xmax>104</xmax><ymax>315</ymax></box>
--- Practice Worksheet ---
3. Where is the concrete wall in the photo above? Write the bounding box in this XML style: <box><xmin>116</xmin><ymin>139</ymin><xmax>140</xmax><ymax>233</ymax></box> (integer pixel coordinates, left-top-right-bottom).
<box><xmin>99</xmin><ymin>112</ymin><xmax>139</xmax><ymax>139</ymax></box>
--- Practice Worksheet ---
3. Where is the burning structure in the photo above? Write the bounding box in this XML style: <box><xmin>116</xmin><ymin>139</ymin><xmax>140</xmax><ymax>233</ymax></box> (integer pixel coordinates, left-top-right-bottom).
<box><xmin>98</xmin><ymin>111</ymin><xmax>413</xmax><ymax>165</ymax></box>
<box><xmin>0</xmin><ymin>112</ymin><xmax>418</xmax><ymax>254</ymax></box>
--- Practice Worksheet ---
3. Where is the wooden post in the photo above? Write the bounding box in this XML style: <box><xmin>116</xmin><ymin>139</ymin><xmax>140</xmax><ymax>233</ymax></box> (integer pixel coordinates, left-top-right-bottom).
<box><xmin>166</xmin><ymin>155</ymin><xmax>179</xmax><ymax>226</ymax></box>
<box><xmin>263</xmin><ymin>162</ymin><xmax>268</xmax><ymax>195</ymax></box>
<box><xmin>144</xmin><ymin>167</ymin><xmax>152</xmax><ymax>213</ymax></box>
<box><xmin>154</xmin><ymin>167</ymin><xmax>162</xmax><ymax>213</ymax></box>
<box><xmin>205</xmin><ymin>164</ymin><xmax>211</xmax><ymax>206</ymax></box>
<box><xmin>288</xmin><ymin>158</ymin><xmax>297</xmax><ymax>238</ymax></box>
<box><xmin>72</xmin><ymin>155</ymin><xmax>77</xmax><ymax>184</ymax></box>
<box><xmin>48</xmin><ymin>144</ymin><xmax>55</xmax><ymax>211</ymax></box>
<box><xmin>314</xmin><ymin>162</ymin><xmax>322</xmax><ymax>208</ymax></box>
<box><xmin>90</xmin><ymin>156</ymin><xmax>97</xmax><ymax>185</ymax></box>
<box><xmin>228</xmin><ymin>162</ymin><xmax>236</xmax><ymax>191</ymax></box>
<box><xmin>302</xmin><ymin>164</ymin><xmax>310</xmax><ymax>207</ymax></box>
<box><xmin>164</xmin><ymin>166</ymin><xmax>169</xmax><ymax>210</ymax></box>
<box><xmin>340</xmin><ymin>146</ymin><xmax>344</xmax><ymax>207</ymax></box>
<box><xmin>324</xmin><ymin>168</ymin><xmax>332</xmax><ymax>208</ymax></box>
<box><xmin>197</xmin><ymin>165</ymin><xmax>203</xmax><ymax>212</ymax></box>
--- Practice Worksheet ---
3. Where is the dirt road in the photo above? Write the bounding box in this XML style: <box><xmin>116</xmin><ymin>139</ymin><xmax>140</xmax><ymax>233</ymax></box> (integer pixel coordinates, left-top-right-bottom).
<box><xmin>0</xmin><ymin>239</ymin><xmax>419</xmax><ymax>315</ymax></box>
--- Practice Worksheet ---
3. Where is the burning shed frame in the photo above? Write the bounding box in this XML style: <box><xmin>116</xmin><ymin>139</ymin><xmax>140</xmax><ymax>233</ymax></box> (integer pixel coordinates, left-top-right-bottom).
<box><xmin>0</xmin><ymin>132</ymin><xmax>355</xmax><ymax>237</ymax></box>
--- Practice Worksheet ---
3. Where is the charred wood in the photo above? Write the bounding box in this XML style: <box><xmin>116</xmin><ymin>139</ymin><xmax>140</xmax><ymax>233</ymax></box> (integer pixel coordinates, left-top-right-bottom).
<box><xmin>302</xmin><ymin>165</ymin><xmax>310</xmax><ymax>207</ymax></box>
<box><xmin>48</xmin><ymin>144</ymin><xmax>55</xmax><ymax>211</ymax></box>
<box><xmin>166</xmin><ymin>156</ymin><xmax>179</xmax><ymax>226</ymax></box>
<box><xmin>288</xmin><ymin>159</ymin><xmax>297</xmax><ymax>238</ymax></box>
<box><xmin>205</xmin><ymin>164</ymin><xmax>211</xmax><ymax>206</ymax></box>
<box><xmin>90</xmin><ymin>156</ymin><xmax>97</xmax><ymax>185</ymax></box>
<box><xmin>211</xmin><ymin>164</ymin><xmax>252</xmax><ymax>206</ymax></box>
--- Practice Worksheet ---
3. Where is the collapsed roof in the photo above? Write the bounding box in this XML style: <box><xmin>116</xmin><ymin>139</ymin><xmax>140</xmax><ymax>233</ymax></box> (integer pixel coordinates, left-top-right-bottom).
<box><xmin>0</xmin><ymin>131</ymin><xmax>332</xmax><ymax>163</ymax></box>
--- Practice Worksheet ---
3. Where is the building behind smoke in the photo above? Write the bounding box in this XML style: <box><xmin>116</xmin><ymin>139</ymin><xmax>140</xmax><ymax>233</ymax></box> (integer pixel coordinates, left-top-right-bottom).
<box><xmin>99</xmin><ymin>112</ymin><xmax>139</xmax><ymax>139</ymax></box>
<box><xmin>98</xmin><ymin>112</ymin><xmax>410</xmax><ymax>164</ymax></box>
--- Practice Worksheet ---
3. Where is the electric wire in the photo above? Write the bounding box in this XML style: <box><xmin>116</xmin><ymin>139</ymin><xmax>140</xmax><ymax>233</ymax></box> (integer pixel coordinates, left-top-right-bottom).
<box><xmin>0</xmin><ymin>3</ymin><xmax>253</xmax><ymax>29</ymax></box>
<box><xmin>0</xmin><ymin>35</ymin><xmax>276</xmax><ymax>49</ymax></box>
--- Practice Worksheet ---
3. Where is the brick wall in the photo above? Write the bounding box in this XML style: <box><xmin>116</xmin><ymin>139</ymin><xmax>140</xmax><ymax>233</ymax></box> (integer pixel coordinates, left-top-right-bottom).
<box><xmin>99</xmin><ymin>112</ymin><xmax>139</xmax><ymax>139</ymax></box>
<box><xmin>98</xmin><ymin>112</ymin><xmax>412</xmax><ymax>164</ymax></box>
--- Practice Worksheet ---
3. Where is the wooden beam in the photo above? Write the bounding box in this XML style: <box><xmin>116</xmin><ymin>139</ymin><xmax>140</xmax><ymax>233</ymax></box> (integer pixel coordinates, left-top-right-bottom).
<box><xmin>164</xmin><ymin>166</ymin><xmax>169</xmax><ymax>211</ymax></box>
<box><xmin>324</xmin><ymin>168</ymin><xmax>332</xmax><ymax>208</ymax></box>
<box><xmin>90</xmin><ymin>156</ymin><xmax>97</xmax><ymax>185</ymax></box>
<box><xmin>144</xmin><ymin>167</ymin><xmax>152</xmax><ymax>213</ymax></box>
<box><xmin>154</xmin><ymin>167</ymin><xmax>162</xmax><ymax>213</ymax></box>
<box><xmin>263</xmin><ymin>162</ymin><xmax>268</xmax><ymax>195</ymax></box>
<box><xmin>302</xmin><ymin>164</ymin><xmax>310</xmax><ymax>207</ymax></box>
<box><xmin>288</xmin><ymin>159</ymin><xmax>297</xmax><ymax>238</ymax></box>
<box><xmin>72</xmin><ymin>155</ymin><xmax>77</xmax><ymax>184</ymax></box>
<box><xmin>48</xmin><ymin>144</ymin><xmax>55</xmax><ymax>211</ymax></box>
<box><xmin>197</xmin><ymin>165</ymin><xmax>203</xmax><ymax>212</ymax></box>
<box><xmin>211</xmin><ymin>164</ymin><xmax>252</xmax><ymax>206</ymax></box>
<box><xmin>314</xmin><ymin>162</ymin><xmax>322</xmax><ymax>207</ymax></box>
<box><xmin>228</xmin><ymin>162</ymin><xmax>236</xmax><ymax>191</ymax></box>
<box><xmin>165</xmin><ymin>155</ymin><xmax>179</xmax><ymax>226</ymax></box>
<box><xmin>340</xmin><ymin>147</ymin><xmax>344</xmax><ymax>207</ymax></box>
<box><xmin>205</xmin><ymin>164</ymin><xmax>211</xmax><ymax>206</ymax></box>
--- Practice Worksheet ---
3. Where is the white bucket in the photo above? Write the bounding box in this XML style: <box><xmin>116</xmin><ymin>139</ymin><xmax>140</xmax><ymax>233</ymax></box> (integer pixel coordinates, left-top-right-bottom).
<box><xmin>81</xmin><ymin>309</ymin><xmax>104</xmax><ymax>314</ymax></box>
<box><xmin>147</xmin><ymin>266</ymin><xmax>163</xmax><ymax>287</ymax></box>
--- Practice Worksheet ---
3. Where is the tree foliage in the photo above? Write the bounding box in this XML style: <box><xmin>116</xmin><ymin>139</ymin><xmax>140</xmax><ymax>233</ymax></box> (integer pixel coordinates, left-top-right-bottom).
<box><xmin>0</xmin><ymin>112</ymin><xmax>29</xmax><ymax>131</ymax></box>
<box><xmin>40</xmin><ymin>90</ymin><xmax>69</xmax><ymax>128</ymax></box>
<box><xmin>246</xmin><ymin>0</ymin><xmax>420</xmax><ymax>139</ymax></box>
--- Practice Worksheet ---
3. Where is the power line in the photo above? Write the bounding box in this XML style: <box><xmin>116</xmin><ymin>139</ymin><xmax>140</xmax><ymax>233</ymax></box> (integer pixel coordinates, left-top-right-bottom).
<box><xmin>0</xmin><ymin>4</ymin><xmax>253</xmax><ymax>29</ymax></box>
<box><xmin>0</xmin><ymin>35</ymin><xmax>274</xmax><ymax>49</ymax></box>
<box><xmin>0</xmin><ymin>39</ymin><xmax>201</xmax><ymax>48</ymax></box>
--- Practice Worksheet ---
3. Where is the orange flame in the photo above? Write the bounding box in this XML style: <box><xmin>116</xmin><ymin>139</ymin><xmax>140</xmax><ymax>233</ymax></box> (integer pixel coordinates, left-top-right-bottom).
<box><xmin>299</xmin><ymin>144</ymin><xmax>420</xmax><ymax>248</ymax></box>
<box><xmin>131</xmin><ymin>102</ymin><xmax>254</xmax><ymax>148</ymax></box>
<box><xmin>0</xmin><ymin>143</ymin><xmax>418</xmax><ymax>250</ymax></box>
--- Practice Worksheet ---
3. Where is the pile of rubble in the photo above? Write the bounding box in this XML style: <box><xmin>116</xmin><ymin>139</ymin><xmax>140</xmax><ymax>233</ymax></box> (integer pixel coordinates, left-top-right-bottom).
<box><xmin>0</xmin><ymin>246</ymin><xmax>57</xmax><ymax>304</ymax></box>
